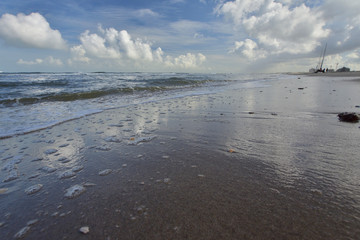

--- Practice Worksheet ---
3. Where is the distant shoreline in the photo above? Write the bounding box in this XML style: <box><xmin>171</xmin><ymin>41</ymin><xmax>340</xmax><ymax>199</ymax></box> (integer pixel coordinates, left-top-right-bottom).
<box><xmin>288</xmin><ymin>71</ymin><xmax>360</xmax><ymax>77</ymax></box>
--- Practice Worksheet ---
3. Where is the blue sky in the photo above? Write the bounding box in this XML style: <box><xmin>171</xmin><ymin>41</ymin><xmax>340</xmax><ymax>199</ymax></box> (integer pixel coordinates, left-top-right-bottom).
<box><xmin>0</xmin><ymin>0</ymin><xmax>359</xmax><ymax>73</ymax></box>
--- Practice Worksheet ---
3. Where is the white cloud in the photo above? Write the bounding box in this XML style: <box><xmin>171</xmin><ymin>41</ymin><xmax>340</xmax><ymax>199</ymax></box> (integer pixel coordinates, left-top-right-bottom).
<box><xmin>70</xmin><ymin>45</ymin><xmax>90</xmax><ymax>63</ymax></box>
<box><xmin>70</xmin><ymin>27</ymin><xmax>206</xmax><ymax>70</ymax></box>
<box><xmin>322</xmin><ymin>54</ymin><xmax>343</xmax><ymax>69</ymax></box>
<box><xmin>321</xmin><ymin>0</ymin><xmax>360</xmax><ymax>54</ymax></box>
<box><xmin>154</xmin><ymin>47</ymin><xmax>164</xmax><ymax>62</ymax></box>
<box><xmin>347</xmin><ymin>52</ymin><xmax>359</xmax><ymax>60</ymax></box>
<box><xmin>17</xmin><ymin>58</ymin><xmax>43</xmax><ymax>65</ymax></box>
<box><xmin>79</xmin><ymin>30</ymin><xmax>120</xmax><ymax>59</ymax></box>
<box><xmin>230</xmin><ymin>39</ymin><xmax>267</xmax><ymax>60</ymax></box>
<box><xmin>135</xmin><ymin>9</ymin><xmax>160</xmax><ymax>18</ymax></box>
<box><xmin>17</xmin><ymin>56</ymin><xmax>63</xmax><ymax>66</ymax></box>
<box><xmin>0</xmin><ymin>13</ymin><xmax>67</xmax><ymax>50</ymax></box>
<box><xmin>217</xmin><ymin>0</ymin><xmax>330</xmax><ymax>55</ymax></box>
<box><xmin>118</xmin><ymin>30</ymin><xmax>153</xmax><ymax>61</ymax></box>
<box><xmin>165</xmin><ymin>53</ymin><xmax>206</xmax><ymax>69</ymax></box>
<box><xmin>47</xmin><ymin>56</ymin><xmax>64</xmax><ymax>66</ymax></box>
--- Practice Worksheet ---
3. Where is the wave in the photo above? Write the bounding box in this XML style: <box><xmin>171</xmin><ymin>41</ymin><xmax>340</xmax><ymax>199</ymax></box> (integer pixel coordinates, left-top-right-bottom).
<box><xmin>0</xmin><ymin>79</ymin><xmax>69</xmax><ymax>87</ymax></box>
<box><xmin>0</xmin><ymin>72</ymin><xmax>279</xmax><ymax>139</ymax></box>
<box><xmin>0</xmin><ymin>86</ymin><xmax>171</xmax><ymax>106</ymax></box>
<box><xmin>0</xmin><ymin>75</ymin><xmax>219</xmax><ymax>107</ymax></box>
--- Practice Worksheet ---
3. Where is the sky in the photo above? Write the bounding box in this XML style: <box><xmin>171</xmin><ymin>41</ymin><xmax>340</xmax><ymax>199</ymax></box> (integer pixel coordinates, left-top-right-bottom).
<box><xmin>0</xmin><ymin>0</ymin><xmax>359</xmax><ymax>73</ymax></box>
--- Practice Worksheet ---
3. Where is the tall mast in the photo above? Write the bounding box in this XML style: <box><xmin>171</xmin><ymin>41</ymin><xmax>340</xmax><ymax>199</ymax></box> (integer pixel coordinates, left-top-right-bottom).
<box><xmin>320</xmin><ymin>43</ymin><xmax>327</xmax><ymax>70</ymax></box>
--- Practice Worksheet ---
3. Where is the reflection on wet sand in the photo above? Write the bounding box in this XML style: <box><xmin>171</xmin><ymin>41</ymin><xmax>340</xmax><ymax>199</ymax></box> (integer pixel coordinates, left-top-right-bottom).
<box><xmin>1</xmin><ymin>75</ymin><xmax>360</xmax><ymax>239</ymax></box>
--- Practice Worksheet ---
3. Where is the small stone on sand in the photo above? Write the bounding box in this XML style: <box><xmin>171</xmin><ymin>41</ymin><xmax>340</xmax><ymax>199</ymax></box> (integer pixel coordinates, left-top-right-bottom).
<box><xmin>14</xmin><ymin>226</ymin><xmax>31</xmax><ymax>239</ymax></box>
<box><xmin>64</xmin><ymin>184</ymin><xmax>86</xmax><ymax>199</ymax></box>
<box><xmin>79</xmin><ymin>226</ymin><xmax>90</xmax><ymax>234</ymax></box>
<box><xmin>58</xmin><ymin>157</ymin><xmax>71</xmax><ymax>163</ymax></box>
<box><xmin>95</xmin><ymin>146</ymin><xmax>111</xmax><ymax>151</ymax></box>
<box><xmin>72</xmin><ymin>166</ymin><xmax>84</xmax><ymax>172</ymax></box>
<box><xmin>28</xmin><ymin>173</ymin><xmax>41</xmax><ymax>179</ymax></box>
<box><xmin>59</xmin><ymin>170</ymin><xmax>76</xmax><ymax>179</ymax></box>
<box><xmin>44</xmin><ymin>149</ymin><xmax>58</xmax><ymax>155</ymax></box>
<box><xmin>25</xmin><ymin>184</ymin><xmax>43</xmax><ymax>195</ymax></box>
<box><xmin>104</xmin><ymin>137</ymin><xmax>122</xmax><ymax>143</ymax></box>
<box><xmin>31</xmin><ymin>158</ymin><xmax>43</xmax><ymax>162</ymax></box>
<box><xmin>98</xmin><ymin>169</ymin><xmax>112</xmax><ymax>176</ymax></box>
<box><xmin>27</xmin><ymin>219</ymin><xmax>39</xmax><ymax>226</ymax></box>
<box><xmin>3</xmin><ymin>170</ymin><xmax>19</xmax><ymax>182</ymax></box>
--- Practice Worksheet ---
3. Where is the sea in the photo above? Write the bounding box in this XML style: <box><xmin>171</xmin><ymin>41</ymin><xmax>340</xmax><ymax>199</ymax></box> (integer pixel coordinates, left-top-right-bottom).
<box><xmin>0</xmin><ymin>72</ymin><xmax>289</xmax><ymax>139</ymax></box>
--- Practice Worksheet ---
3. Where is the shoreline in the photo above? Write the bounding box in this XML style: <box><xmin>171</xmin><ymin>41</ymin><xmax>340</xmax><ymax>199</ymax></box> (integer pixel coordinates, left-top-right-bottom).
<box><xmin>288</xmin><ymin>70</ymin><xmax>360</xmax><ymax>77</ymax></box>
<box><xmin>1</xmin><ymin>75</ymin><xmax>360</xmax><ymax>239</ymax></box>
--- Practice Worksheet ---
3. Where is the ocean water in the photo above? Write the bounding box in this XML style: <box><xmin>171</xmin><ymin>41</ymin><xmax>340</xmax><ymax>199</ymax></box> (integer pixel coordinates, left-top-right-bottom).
<box><xmin>0</xmin><ymin>72</ymin><xmax>287</xmax><ymax>139</ymax></box>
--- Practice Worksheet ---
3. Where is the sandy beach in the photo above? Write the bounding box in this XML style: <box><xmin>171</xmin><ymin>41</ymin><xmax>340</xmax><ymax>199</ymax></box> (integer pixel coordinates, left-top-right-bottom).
<box><xmin>289</xmin><ymin>70</ymin><xmax>360</xmax><ymax>78</ymax></box>
<box><xmin>1</xmin><ymin>74</ymin><xmax>360</xmax><ymax>239</ymax></box>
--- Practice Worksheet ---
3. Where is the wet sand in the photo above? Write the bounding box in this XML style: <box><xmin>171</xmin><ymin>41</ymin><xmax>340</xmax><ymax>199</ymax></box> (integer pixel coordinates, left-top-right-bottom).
<box><xmin>1</xmin><ymin>74</ymin><xmax>360</xmax><ymax>239</ymax></box>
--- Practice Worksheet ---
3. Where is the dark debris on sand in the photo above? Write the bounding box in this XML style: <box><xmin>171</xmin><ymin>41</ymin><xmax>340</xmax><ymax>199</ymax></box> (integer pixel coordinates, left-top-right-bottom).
<box><xmin>338</xmin><ymin>112</ymin><xmax>360</xmax><ymax>123</ymax></box>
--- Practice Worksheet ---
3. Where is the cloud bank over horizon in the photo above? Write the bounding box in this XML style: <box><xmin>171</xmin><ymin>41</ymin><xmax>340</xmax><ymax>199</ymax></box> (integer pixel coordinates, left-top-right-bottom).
<box><xmin>69</xmin><ymin>26</ymin><xmax>207</xmax><ymax>70</ymax></box>
<box><xmin>0</xmin><ymin>12</ymin><xmax>207</xmax><ymax>72</ymax></box>
<box><xmin>0</xmin><ymin>0</ymin><xmax>359</xmax><ymax>72</ymax></box>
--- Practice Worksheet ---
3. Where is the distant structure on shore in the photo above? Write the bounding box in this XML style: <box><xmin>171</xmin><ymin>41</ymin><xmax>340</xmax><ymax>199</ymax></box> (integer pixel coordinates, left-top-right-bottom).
<box><xmin>336</xmin><ymin>67</ymin><xmax>351</xmax><ymax>72</ymax></box>
<box><xmin>309</xmin><ymin>43</ymin><xmax>353</xmax><ymax>73</ymax></box>
<box><xmin>309</xmin><ymin>66</ymin><xmax>351</xmax><ymax>73</ymax></box>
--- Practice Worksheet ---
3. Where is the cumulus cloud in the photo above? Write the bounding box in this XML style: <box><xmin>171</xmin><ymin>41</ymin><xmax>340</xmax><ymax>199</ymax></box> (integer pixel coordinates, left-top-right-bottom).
<box><xmin>70</xmin><ymin>45</ymin><xmax>90</xmax><ymax>63</ymax></box>
<box><xmin>118</xmin><ymin>29</ymin><xmax>153</xmax><ymax>61</ymax></box>
<box><xmin>230</xmin><ymin>39</ymin><xmax>267</xmax><ymax>60</ymax></box>
<box><xmin>165</xmin><ymin>53</ymin><xmax>206</xmax><ymax>69</ymax></box>
<box><xmin>70</xmin><ymin>26</ymin><xmax>206</xmax><ymax>69</ymax></box>
<box><xmin>217</xmin><ymin>0</ymin><xmax>330</xmax><ymax>55</ymax></box>
<box><xmin>0</xmin><ymin>12</ymin><xmax>67</xmax><ymax>50</ymax></box>
<box><xmin>47</xmin><ymin>56</ymin><xmax>64</xmax><ymax>66</ymax></box>
<box><xmin>80</xmin><ymin>30</ymin><xmax>120</xmax><ymax>59</ymax></box>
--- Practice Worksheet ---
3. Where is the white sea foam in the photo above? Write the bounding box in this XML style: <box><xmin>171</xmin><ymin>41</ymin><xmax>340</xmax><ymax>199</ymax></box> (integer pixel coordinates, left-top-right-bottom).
<box><xmin>0</xmin><ymin>72</ymin><xmax>280</xmax><ymax>139</ymax></box>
